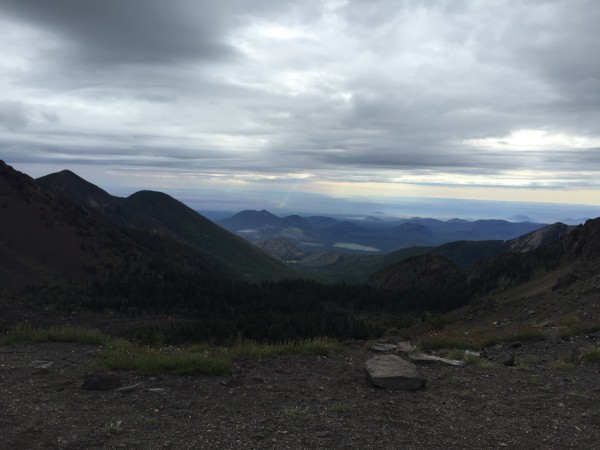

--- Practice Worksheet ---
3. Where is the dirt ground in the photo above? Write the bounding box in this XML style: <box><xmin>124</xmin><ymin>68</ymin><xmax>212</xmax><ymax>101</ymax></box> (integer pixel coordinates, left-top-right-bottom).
<box><xmin>1</xmin><ymin>336</ymin><xmax>599</xmax><ymax>449</ymax></box>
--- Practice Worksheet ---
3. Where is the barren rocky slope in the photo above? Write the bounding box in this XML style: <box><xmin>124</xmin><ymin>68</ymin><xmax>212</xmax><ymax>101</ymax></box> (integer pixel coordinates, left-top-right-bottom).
<box><xmin>1</xmin><ymin>337</ymin><xmax>599</xmax><ymax>449</ymax></box>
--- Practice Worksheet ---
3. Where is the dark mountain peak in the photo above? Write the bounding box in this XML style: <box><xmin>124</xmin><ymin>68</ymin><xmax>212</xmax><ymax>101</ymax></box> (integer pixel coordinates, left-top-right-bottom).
<box><xmin>39</xmin><ymin>168</ymin><xmax>103</xmax><ymax>189</ymax></box>
<box><xmin>0</xmin><ymin>160</ymin><xmax>14</xmax><ymax>173</ymax></box>
<box><xmin>219</xmin><ymin>209</ymin><xmax>285</xmax><ymax>230</ymax></box>
<box><xmin>508</xmin><ymin>222</ymin><xmax>573</xmax><ymax>253</ymax></box>
<box><xmin>55</xmin><ymin>169</ymin><xmax>77</xmax><ymax>177</ymax></box>
<box><xmin>0</xmin><ymin>161</ymin><xmax>137</xmax><ymax>289</ymax></box>
<box><xmin>236</xmin><ymin>209</ymin><xmax>279</xmax><ymax>219</ymax></box>
<box><xmin>37</xmin><ymin>169</ymin><xmax>113</xmax><ymax>209</ymax></box>
<box><xmin>128</xmin><ymin>190</ymin><xmax>175</xmax><ymax>203</ymax></box>
<box><xmin>282</xmin><ymin>214</ymin><xmax>312</xmax><ymax>229</ymax></box>
<box><xmin>0</xmin><ymin>160</ymin><xmax>39</xmax><ymax>192</ymax></box>
<box><xmin>393</xmin><ymin>222</ymin><xmax>433</xmax><ymax>236</ymax></box>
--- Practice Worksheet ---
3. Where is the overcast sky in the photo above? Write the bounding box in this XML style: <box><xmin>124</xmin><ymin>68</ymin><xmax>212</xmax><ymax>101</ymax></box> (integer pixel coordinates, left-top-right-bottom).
<box><xmin>1</xmin><ymin>0</ymin><xmax>599</xmax><ymax>218</ymax></box>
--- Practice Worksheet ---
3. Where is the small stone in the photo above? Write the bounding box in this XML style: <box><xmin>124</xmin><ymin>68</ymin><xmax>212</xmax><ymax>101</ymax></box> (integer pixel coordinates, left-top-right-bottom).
<box><xmin>147</xmin><ymin>387</ymin><xmax>165</xmax><ymax>392</ymax></box>
<box><xmin>501</xmin><ymin>354</ymin><xmax>515</xmax><ymax>367</ymax></box>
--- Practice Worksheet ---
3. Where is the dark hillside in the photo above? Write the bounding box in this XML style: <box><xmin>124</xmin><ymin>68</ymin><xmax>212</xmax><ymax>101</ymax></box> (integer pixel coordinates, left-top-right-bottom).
<box><xmin>1</xmin><ymin>161</ymin><xmax>237</xmax><ymax>291</ymax></box>
<box><xmin>468</xmin><ymin>218</ymin><xmax>600</xmax><ymax>294</ymax></box>
<box><xmin>369</xmin><ymin>217</ymin><xmax>600</xmax><ymax>313</ymax></box>
<box><xmin>125</xmin><ymin>191</ymin><xmax>292</xmax><ymax>280</ymax></box>
<box><xmin>508</xmin><ymin>222</ymin><xmax>574</xmax><ymax>253</ymax></box>
<box><xmin>369</xmin><ymin>254</ymin><xmax>469</xmax><ymax>311</ymax></box>
<box><xmin>37</xmin><ymin>171</ymin><xmax>292</xmax><ymax>281</ymax></box>
<box><xmin>0</xmin><ymin>162</ymin><xmax>141</xmax><ymax>288</ymax></box>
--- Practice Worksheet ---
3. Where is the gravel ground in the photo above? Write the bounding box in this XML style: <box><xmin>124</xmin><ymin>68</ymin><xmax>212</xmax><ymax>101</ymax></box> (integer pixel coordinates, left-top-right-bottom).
<box><xmin>1</xmin><ymin>337</ymin><xmax>600</xmax><ymax>449</ymax></box>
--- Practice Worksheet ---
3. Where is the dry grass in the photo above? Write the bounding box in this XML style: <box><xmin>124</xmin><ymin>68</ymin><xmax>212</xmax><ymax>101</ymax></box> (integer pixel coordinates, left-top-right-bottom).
<box><xmin>581</xmin><ymin>346</ymin><xmax>600</xmax><ymax>363</ymax></box>
<box><xmin>420</xmin><ymin>324</ymin><xmax>545</xmax><ymax>351</ymax></box>
<box><xmin>1</xmin><ymin>324</ymin><xmax>113</xmax><ymax>347</ymax></box>
<box><xmin>2</xmin><ymin>324</ymin><xmax>342</xmax><ymax>377</ymax></box>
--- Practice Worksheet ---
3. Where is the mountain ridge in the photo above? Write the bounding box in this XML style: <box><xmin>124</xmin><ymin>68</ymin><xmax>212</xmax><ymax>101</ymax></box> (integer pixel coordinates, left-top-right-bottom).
<box><xmin>0</xmin><ymin>162</ymin><xmax>293</xmax><ymax>288</ymax></box>
<box><xmin>218</xmin><ymin>209</ymin><xmax>547</xmax><ymax>253</ymax></box>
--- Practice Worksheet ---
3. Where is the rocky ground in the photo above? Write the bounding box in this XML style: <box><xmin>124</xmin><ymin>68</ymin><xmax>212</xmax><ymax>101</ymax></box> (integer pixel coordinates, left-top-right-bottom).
<box><xmin>1</xmin><ymin>335</ymin><xmax>599</xmax><ymax>449</ymax></box>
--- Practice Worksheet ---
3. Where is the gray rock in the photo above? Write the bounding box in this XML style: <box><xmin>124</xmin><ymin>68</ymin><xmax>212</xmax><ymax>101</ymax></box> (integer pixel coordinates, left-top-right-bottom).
<box><xmin>30</xmin><ymin>360</ymin><xmax>54</xmax><ymax>370</ymax></box>
<box><xmin>396</xmin><ymin>341</ymin><xmax>417</xmax><ymax>354</ymax></box>
<box><xmin>364</xmin><ymin>355</ymin><xmax>426</xmax><ymax>391</ymax></box>
<box><xmin>501</xmin><ymin>354</ymin><xmax>515</xmax><ymax>366</ymax></box>
<box><xmin>409</xmin><ymin>353</ymin><xmax>465</xmax><ymax>366</ymax></box>
<box><xmin>370</xmin><ymin>343</ymin><xmax>397</xmax><ymax>353</ymax></box>
<box><xmin>82</xmin><ymin>372</ymin><xmax>121</xmax><ymax>391</ymax></box>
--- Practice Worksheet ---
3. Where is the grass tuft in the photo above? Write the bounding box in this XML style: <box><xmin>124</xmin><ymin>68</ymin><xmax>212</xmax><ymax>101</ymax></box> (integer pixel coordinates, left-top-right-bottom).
<box><xmin>420</xmin><ymin>324</ymin><xmax>545</xmax><ymax>351</ymax></box>
<box><xmin>223</xmin><ymin>338</ymin><xmax>342</xmax><ymax>360</ymax></box>
<box><xmin>551</xmin><ymin>351</ymin><xmax>577</xmax><ymax>370</ymax></box>
<box><xmin>464</xmin><ymin>353</ymin><xmax>496</xmax><ymax>369</ymax></box>
<box><xmin>2</xmin><ymin>325</ymin><xmax>341</xmax><ymax>377</ymax></box>
<box><xmin>580</xmin><ymin>346</ymin><xmax>600</xmax><ymax>363</ymax></box>
<box><xmin>516</xmin><ymin>354</ymin><xmax>542</xmax><ymax>368</ymax></box>
<box><xmin>436</xmin><ymin>348</ymin><xmax>466</xmax><ymax>360</ymax></box>
<box><xmin>330</xmin><ymin>402</ymin><xmax>352</xmax><ymax>413</ymax></box>
<box><xmin>283</xmin><ymin>406</ymin><xmax>306</xmax><ymax>418</ymax></box>
<box><xmin>2</xmin><ymin>324</ymin><xmax>110</xmax><ymax>346</ymax></box>
<box><xmin>559</xmin><ymin>321</ymin><xmax>600</xmax><ymax>339</ymax></box>
<box><xmin>551</xmin><ymin>360</ymin><xmax>576</xmax><ymax>370</ymax></box>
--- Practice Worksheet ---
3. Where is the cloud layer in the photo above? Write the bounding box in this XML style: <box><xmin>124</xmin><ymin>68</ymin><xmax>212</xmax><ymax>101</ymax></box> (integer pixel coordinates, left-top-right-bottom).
<box><xmin>1</xmin><ymin>0</ymin><xmax>599</xmax><ymax>207</ymax></box>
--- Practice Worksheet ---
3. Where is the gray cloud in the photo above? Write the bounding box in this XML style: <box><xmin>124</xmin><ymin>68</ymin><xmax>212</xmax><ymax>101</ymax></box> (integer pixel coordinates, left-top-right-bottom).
<box><xmin>0</xmin><ymin>100</ymin><xmax>30</xmax><ymax>131</ymax></box>
<box><xmin>0</xmin><ymin>0</ymin><xmax>240</xmax><ymax>64</ymax></box>
<box><xmin>0</xmin><ymin>0</ymin><xmax>599</xmax><ymax>201</ymax></box>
